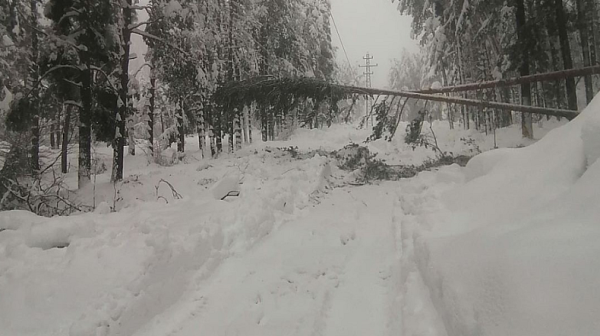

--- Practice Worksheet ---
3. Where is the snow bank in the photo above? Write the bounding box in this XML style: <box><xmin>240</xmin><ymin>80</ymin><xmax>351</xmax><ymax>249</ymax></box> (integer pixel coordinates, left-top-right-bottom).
<box><xmin>402</xmin><ymin>94</ymin><xmax>600</xmax><ymax>336</ymax></box>
<box><xmin>0</xmin><ymin>150</ymin><xmax>333</xmax><ymax>336</ymax></box>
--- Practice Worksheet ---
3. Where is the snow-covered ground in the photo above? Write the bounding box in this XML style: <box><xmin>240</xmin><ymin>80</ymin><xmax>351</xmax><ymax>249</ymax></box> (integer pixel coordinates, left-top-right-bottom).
<box><xmin>2</xmin><ymin>110</ymin><xmax>599</xmax><ymax>336</ymax></box>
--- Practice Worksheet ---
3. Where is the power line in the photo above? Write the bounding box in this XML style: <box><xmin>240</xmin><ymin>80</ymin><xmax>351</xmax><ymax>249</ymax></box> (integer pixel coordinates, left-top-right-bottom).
<box><xmin>330</xmin><ymin>12</ymin><xmax>352</xmax><ymax>69</ymax></box>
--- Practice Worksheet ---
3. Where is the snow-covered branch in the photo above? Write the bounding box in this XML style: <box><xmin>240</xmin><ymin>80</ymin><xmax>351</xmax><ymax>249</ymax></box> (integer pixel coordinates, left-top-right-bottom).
<box><xmin>89</xmin><ymin>66</ymin><xmax>119</xmax><ymax>94</ymax></box>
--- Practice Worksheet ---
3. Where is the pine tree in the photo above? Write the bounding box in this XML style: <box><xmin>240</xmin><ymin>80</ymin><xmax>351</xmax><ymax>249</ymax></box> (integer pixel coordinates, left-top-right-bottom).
<box><xmin>45</xmin><ymin>0</ymin><xmax>119</xmax><ymax>188</ymax></box>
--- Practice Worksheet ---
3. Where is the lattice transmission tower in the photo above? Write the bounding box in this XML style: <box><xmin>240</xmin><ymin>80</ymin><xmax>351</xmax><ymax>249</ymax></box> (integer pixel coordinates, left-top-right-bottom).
<box><xmin>359</xmin><ymin>52</ymin><xmax>378</xmax><ymax>127</ymax></box>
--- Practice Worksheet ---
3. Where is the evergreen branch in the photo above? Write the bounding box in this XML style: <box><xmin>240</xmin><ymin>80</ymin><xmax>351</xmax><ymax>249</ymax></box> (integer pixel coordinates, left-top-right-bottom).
<box><xmin>58</xmin><ymin>10</ymin><xmax>79</xmax><ymax>26</ymax></box>
<box><xmin>89</xmin><ymin>66</ymin><xmax>119</xmax><ymax>93</ymax></box>
<box><xmin>18</xmin><ymin>16</ymin><xmax>86</xmax><ymax>52</ymax></box>
<box><xmin>19</xmin><ymin>65</ymin><xmax>82</xmax><ymax>101</ymax></box>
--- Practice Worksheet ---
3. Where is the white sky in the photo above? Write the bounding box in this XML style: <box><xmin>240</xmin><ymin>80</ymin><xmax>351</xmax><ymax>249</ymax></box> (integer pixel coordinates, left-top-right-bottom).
<box><xmin>329</xmin><ymin>0</ymin><xmax>419</xmax><ymax>89</ymax></box>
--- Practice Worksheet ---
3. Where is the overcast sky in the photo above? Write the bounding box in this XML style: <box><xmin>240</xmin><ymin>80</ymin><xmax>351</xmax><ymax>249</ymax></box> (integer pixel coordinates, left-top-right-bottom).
<box><xmin>329</xmin><ymin>0</ymin><xmax>419</xmax><ymax>89</ymax></box>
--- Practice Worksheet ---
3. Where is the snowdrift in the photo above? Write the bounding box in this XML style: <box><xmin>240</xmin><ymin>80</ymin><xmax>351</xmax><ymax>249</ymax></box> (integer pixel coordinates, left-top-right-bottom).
<box><xmin>404</xmin><ymin>95</ymin><xmax>600</xmax><ymax>336</ymax></box>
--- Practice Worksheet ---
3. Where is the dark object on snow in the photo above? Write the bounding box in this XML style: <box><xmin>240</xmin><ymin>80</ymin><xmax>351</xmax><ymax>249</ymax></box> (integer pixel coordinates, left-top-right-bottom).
<box><xmin>221</xmin><ymin>190</ymin><xmax>240</xmax><ymax>200</ymax></box>
<box><xmin>405</xmin><ymin>110</ymin><xmax>425</xmax><ymax>144</ymax></box>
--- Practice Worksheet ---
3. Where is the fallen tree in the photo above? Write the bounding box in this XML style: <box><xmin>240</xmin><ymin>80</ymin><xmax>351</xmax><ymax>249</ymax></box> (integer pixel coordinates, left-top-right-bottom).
<box><xmin>214</xmin><ymin>76</ymin><xmax>580</xmax><ymax>121</ymax></box>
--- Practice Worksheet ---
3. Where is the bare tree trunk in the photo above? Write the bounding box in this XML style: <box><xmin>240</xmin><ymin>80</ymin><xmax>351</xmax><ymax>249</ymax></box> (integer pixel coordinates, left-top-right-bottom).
<box><xmin>61</xmin><ymin>105</ymin><xmax>72</xmax><ymax>174</ymax></box>
<box><xmin>148</xmin><ymin>75</ymin><xmax>156</xmax><ymax>155</ymax></box>
<box><xmin>79</xmin><ymin>56</ymin><xmax>93</xmax><ymax>188</ymax></box>
<box><xmin>197</xmin><ymin>101</ymin><xmax>205</xmax><ymax>157</ymax></box>
<box><xmin>112</xmin><ymin>0</ymin><xmax>132</xmax><ymax>182</ymax></box>
<box><xmin>228</xmin><ymin>109</ymin><xmax>234</xmax><ymax>153</ymax></box>
<box><xmin>160</xmin><ymin>106</ymin><xmax>165</xmax><ymax>135</ymax></box>
<box><xmin>207</xmin><ymin>104</ymin><xmax>216</xmax><ymax>157</ymax></box>
<box><xmin>248</xmin><ymin>106</ymin><xmax>253</xmax><ymax>144</ymax></box>
<box><xmin>242</xmin><ymin>106</ymin><xmax>249</xmax><ymax>143</ymax></box>
<box><xmin>234</xmin><ymin>110</ymin><xmax>242</xmax><ymax>150</ymax></box>
<box><xmin>261</xmin><ymin>105</ymin><xmax>268</xmax><ymax>142</ymax></box>
<box><xmin>50</xmin><ymin>123</ymin><xmax>56</xmax><ymax>149</ymax></box>
<box><xmin>575</xmin><ymin>0</ymin><xmax>594</xmax><ymax>103</ymax></box>
<box><xmin>556</xmin><ymin>0</ymin><xmax>578</xmax><ymax>111</ymax></box>
<box><xmin>588</xmin><ymin>0</ymin><xmax>599</xmax><ymax>66</ymax></box>
<box><xmin>54</xmin><ymin>107</ymin><xmax>61</xmax><ymax>149</ymax></box>
<box><xmin>215</xmin><ymin>104</ymin><xmax>222</xmax><ymax>153</ymax></box>
<box><xmin>29</xmin><ymin>0</ymin><xmax>40</xmax><ymax>174</ymax></box>
<box><xmin>441</xmin><ymin>64</ymin><xmax>454</xmax><ymax>130</ymax></box>
<box><xmin>127</xmin><ymin>117</ymin><xmax>135</xmax><ymax>156</ymax></box>
<box><xmin>457</xmin><ymin>44</ymin><xmax>468</xmax><ymax>129</ymax></box>
<box><xmin>176</xmin><ymin>99</ymin><xmax>185</xmax><ymax>153</ymax></box>
<box><xmin>548</xmin><ymin>30</ymin><xmax>564</xmax><ymax>109</ymax></box>
<box><xmin>269</xmin><ymin>108</ymin><xmax>275</xmax><ymax>140</ymax></box>
<box><xmin>516</xmin><ymin>0</ymin><xmax>533</xmax><ymax>138</ymax></box>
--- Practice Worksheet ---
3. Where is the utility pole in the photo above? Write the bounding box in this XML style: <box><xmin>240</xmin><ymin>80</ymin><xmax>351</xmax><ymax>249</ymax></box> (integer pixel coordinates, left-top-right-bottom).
<box><xmin>359</xmin><ymin>52</ymin><xmax>377</xmax><ymax>127</ymax></box>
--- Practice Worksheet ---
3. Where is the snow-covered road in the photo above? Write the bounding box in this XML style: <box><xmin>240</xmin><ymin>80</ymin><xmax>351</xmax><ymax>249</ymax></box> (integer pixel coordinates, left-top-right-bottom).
<box><xmin>133</xmin><ymin>185</ymin><xmax>431</xmax><ymax>336</ymax></box>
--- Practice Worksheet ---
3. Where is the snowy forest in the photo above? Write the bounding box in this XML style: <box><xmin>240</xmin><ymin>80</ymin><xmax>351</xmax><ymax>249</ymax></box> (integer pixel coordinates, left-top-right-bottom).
<box><xmin>0</xmin><ymin>0</ymin><xmax>336</xmax><ymax>210</ymax></box>
<box><xmin>390</xmin><ymin>0</ymin><xmax>600</xmax><ymax>134</ymax></box>
<box><xmin>1</xmin><ymin>0</ymin><xmax>600</xmax><ymax>336</ymax></box>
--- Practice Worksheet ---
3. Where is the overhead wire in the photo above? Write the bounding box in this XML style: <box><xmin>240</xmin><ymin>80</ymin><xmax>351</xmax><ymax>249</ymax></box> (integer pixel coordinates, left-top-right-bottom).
<box><xmin>329</xmin><ymin>12</ymin><xmax>353</xmax><ymax>69</ymax></box>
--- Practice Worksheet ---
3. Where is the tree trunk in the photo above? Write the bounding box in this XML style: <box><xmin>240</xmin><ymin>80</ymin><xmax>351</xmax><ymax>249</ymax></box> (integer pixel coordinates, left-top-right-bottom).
<box><xmin>197</xmin><ymin>100</ymin><xmax>205</xmax><ymax>157</ymax></box>
<box><xmin>441</xmin><ymin>63</ymin><xmax>454</xmax><ymax>130</ymax></box>
<box><xmin>575</xmin><ymin>0</ymin><xmax>594</xmax><ymax>103</ymax></box>
<box><xmin>457</xmin><ymin>44</ymin><xmax>468</xmax><ymax>129</ymax></box>
<box><xmin>79</xmin><ymin>56</ymin><xmax>93</xmax><ymax>188</ymax></box>
<box><xmin>207</xmin><ymin>103</ymin><xmax>216</xmax><ymax>157</ymax></box>
<box><xmin>556</xmin><ymin>0</ymin><xmax>578</xmax><ymax>111</ymax></box>
<box><xmin>29</xmin><ymin>0</ymin><xmax>40</xmax><ymax>173</ymax></box>
<box><xmin>590</xmin><ymin>0</ymin><xmax>600</xmax><ymax>66</ymax></box>
<box><xmin>176</xmin><ymin>99</ymin><xmax>185</xmax><ymax>153</ymax></box>
<box><xmin>215</xmin><ymin>104</ymin><xmax>222</xmax><ymax>153</ymax></box>
<box><xmin>248</xmin><ymin>106</ymin><xmax>253</xmax><ymax>144</ymax></box>
<box><xmin>160</xmin><ymin>106</ymin><xmax>165</xmax><ymax>135</ymax></box>
<box><xmin>127</xmin><ymin>117</ymin><xmax>135</xmax><ymax>155</ymax></box>
<box><xmin>54</xmin><ymin>107</ymin><xmax>61</xmax><ymax>149</ymax></box>
<box><xmin>516</xmin><ymin>0</ymin><xmax>533</xmax><ymax>138</ymax></box>
<box><xmin>61</xmin><ymin>105</ymin><xmax>72</xmax><ymax>174</ymax></box>
<box><xmin>50</xmin><ymin>123</ymin><xmax>56</xmax><ymax>149</ymax></box>
<box><xmin>148</xmin><ymin>75</ymin><xmax>155</xmax><ymax>155</ymax></box>
<box><xmin>234</xmin><ymin>109</ymin><xmax>242</xmax><ymax>151</ymax></box>
<box><xmin>261</xmin><ymin>105</ymin><xmax>268</xmax><ymax>142</ymax></box>
<box><xmin>112</xmin><ymin>0</ymin><xmax>132</xmax><ymax>182</ymax></box>
<box><xmin>227</xmin><ymin>106</ymin><xmax>234</xmax><ymax>153</ymax></box>
<box><xmin>242</xmin><ymin>106</ymin><xmax>248</xmax><ymax>143</ymax></box>
<box><xmin>548</xmin><ymin>31</ymin><xmax>564</xmax><ymax>109</ymax></box>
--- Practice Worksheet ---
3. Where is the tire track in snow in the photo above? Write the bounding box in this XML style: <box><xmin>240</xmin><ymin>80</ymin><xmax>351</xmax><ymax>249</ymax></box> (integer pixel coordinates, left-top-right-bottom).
<box><xmin>319</xmin><ymin>186</ymin><xmax>400</xmax><ymax>336</ymax></box>
<box><xmin>395</xmin><ymin>185</ymin><xmax>449</xmax><ymax>336</ymax></box>
<box><xmin>133</xmin><ymin>186</ymin><xmax>404</xmax><ymax>336</ymax></box>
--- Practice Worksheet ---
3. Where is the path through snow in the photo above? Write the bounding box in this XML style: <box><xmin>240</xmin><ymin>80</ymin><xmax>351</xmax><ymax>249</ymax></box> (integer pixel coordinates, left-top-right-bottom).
<box><xmin>133</xmin><ymin>185</ymin><xmax>443</xmax><ymax>336</ymax></box>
